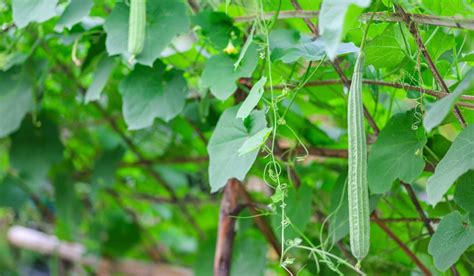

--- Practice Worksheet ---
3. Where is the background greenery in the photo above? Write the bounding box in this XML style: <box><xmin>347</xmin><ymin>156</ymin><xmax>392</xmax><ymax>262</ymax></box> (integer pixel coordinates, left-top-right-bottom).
<box><xmin>0</xmin><ymin>0</ymin><xmax>473</xmax><ymax>275</ymax></box>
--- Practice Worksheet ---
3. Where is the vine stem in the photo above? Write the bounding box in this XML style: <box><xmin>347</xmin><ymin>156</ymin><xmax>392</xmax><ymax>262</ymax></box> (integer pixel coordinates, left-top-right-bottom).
<box><xmin>395</xmin><ymin>4</ymin><xmax>467</xmax><ymax>129</ymax></box>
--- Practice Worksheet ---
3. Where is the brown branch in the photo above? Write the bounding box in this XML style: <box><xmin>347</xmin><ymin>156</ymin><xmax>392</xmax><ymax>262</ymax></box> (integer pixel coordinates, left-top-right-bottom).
<box><xmin>122</xmin><ymin>145</ymin><xmax>351</xmax><ymax>169</ymax></box>
<box><xmin>272</xmin><ymin>79</ymin><xmax>474</xmax><ymax>106</ymax></box>
<box><xmin>371</xmin><ymin>213</ymin><xmax>432</xmax><ymax>276</ymax></box>
<box><xmin>375</xmin><ymin>217</ymin><xmax>440</xmax><ymax>223</ymax></box>
<box><xmin>120</xmin><ymin>156</ymin><xmax>209</xmax><ymax>167</ymax></box>
<box><xmin>290</xmin><ymin>0</ymin><xmax>380</xmax><ymax>135</ymax></box>
<box><xmin>395</xmin><ymin>4</ymin><xmax>467</xmax><ymax>128</ymax></box>
<box><xmin>187</xmin><ymin>0</ymin><xmax>199</xmax><ymax>13</ymax></box>
<box><xmin>234</xmin><ymin>11</ymin><xmax>474</xmax><ymax>30</ymax></box>
<box><xmin>130</xmin><ymin>192</ymin><xmax>218</xmax><ymax>205</ymax></box>
<box><xmin>214</xmin><ymin>179</ymin><xmax>240</xmax><ymax>276</ymax></box>
<box><xmin>8</xmin><ymin>226</ymin><xmax>192</xmax><ymax>276</ymax></box>
<box><xmin>401</xmin><ymin>183</ymin><xmax>435</xmax><ymax>234</ymax></box>
<box><xmin>305</xmin><ymin>147</ymin><xmax>348</xmax><ymax>159</ymax></box>
<box><xmin>290</xmin><ymin>0</ymin><xmax>319</xmax><ymax>35</ymax></box>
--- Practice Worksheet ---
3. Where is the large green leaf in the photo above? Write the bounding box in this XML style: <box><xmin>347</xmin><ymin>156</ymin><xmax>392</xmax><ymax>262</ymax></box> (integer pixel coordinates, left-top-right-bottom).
<box><xmin>207</xmin><ymin>106</ymin><xmax>267</xmax><ymax>192</ymax></box>
<box><xmin>85</xmin><ymin>56</ymin><xmax>116</xmax><ymax>103</ymax></box>
<box><xmin>55</xmin><ymin>0</ymin><xmax>93</xmax><ymax>31</ymax></box>
<box><xmin>423</xmin><ymin>69</ymin><xmax>474</xmax><ymax>132</ymax></box>
<box><xmin>427</xmin><ymin>124</ymin><xmax>474</xmax><ymax>205</ymax></box>
<box><xmin>318</xmin><ymin>0</ymin><xmax>371</xmax><ymax>60</ymax></box>
<box><xmin>0</xmin><ymin>67</ymin><xmax>33</xmax><ymax>138</ymax></box>
<box><xmin>192</xmin><ymin>11</ymin><xmax>238</xmax><ymax>50</ymax></box>
<box><xmin>270</xmin><ymin>30</ymin><xmax>358</xmax><ymax>63</ymax></box>
<box><xmin>119</xmin><ymin>61</ymin><xmax>188</xmax><ymax>130</ymax></box>
<box><xmin>368</xmin><ymin>111</ymin><xmax>427</xmax><ymax>194</ymax></box>
<box><xmin>201</xmin><ymin>43</ymin><xmax>258</xmax><ymax>101</ymax></box>
<box><xmin>454</xmin><ymin>171</ymin><xmax>474</xmax><ymax>214</ymax></box>
<box><xmin>425</xmin><ymin>31</ymin><xmax>455</xmax><ymax>62</ymax></box>
<box><xmin>365</xmin><ymin>29</ymin><xmax>407</xmax><ymax>69</ymax></box>
<box><xmin>103</xmin><ymin>1</ymin><xmax>189</xmax><ymax>66</ymax></box>
<box><xmin>428</xmin><ymin>211</ymin><xmax>474</xmax><ymax>271</ymax></box>
<box><xmin>12</xmin><ymin>0</ymin><xmax>58</xmax><ymax>28</ymax></box>
<box><xmin>9</xmin><ymin>117</ymin><xmax>63</xmax><ymax>191</ymax></box>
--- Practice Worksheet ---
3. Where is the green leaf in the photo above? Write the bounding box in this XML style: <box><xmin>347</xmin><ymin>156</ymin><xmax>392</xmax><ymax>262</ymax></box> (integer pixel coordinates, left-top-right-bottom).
<box><xmin>285</xmin><ymin>184</ymin><xmax>313</xmax><ymax>240</ymax></box>
<box><xmin>0</xmin><ymin>67</ymin><xmax>33</xmax><ymax>138</ymax></box>
<box><xmin>0</xmin><ymin>52</ymin><xmax>29</xmax><ymax>71</ymax></box>
<box><xmin>208</xmin><ymin>106</ymin><xmax>267</xmax><ymax>192</ymax></box>
<box><xmin>421</xmin><ymin>0</ymin><xmax>474</xmax><ymax>16</ymax></box>
<box><xmin>365</xmin><ymin>28</ymin><xmax>407</xmax><ymax>69</ymax></box>
<box><xmin>238</xmin><ymin>127</ymin><xmax>272</xmax><ymax>156</ymax></box>
<box><xmin>230</xmin><ymin>230</ymin><xmax>267</xmax><ymax>276</ymax></box>
<box><xmin>52</xmin><ymin>164</ymin><xmax>81</xmax><ymax>240</ymax></box>
<box><xmin>0</xmin><ymin>176</ymin><xmax>30</xmax><ymax>210</ymax></box>
<box><xmin>270</xmin><ymin>31</ymin><xmax>359</xmax><ymax>63</ymax></box>
<box><xmin>192</xmin><ymin>11</ymin><xmax>238</xmax><ymax>50</ymax></box>
<box><xmin>201</xmin><ymin>43</ymin><xmax>258</xmax><ymax>101</ymax></box>
<box><xmin>425</xmin><ymin>31</ymin><xmax>455</xmax><ymax>62</ymax></box>
<box><xmin>318</xmin><ymin>0</ymin><xmax>371</xmax><ymax>60</ymax></box>
<box><xmin>236</xmin><ymin>76</ymin><xmax>267</xmax><ymax>119</ymax></box>
<box><xmin>454</xmin><ymin>171</ymin><xmax>474</xmax><ymax>214</ymax></box>
<box><xmin>85</xmin><ymin>56</ymin><xmax>116</xmax><ymax>103</ymax></box>
<box><xmin>101</xmin><ymin>209</ymin><xmax>141</xmax><ymax>257</ymax></box>
<box><xmin>193</xmin><ymin>236</ymin><xmax>216</xmax><ymax>276</ymax></box>
<box><xmin>234</xmin><ymin>23</ymin><xmax>255</xmax><ymax>70</ymax></box>
<box><xmin>10</xmin><ymin>117</ymin><xmax>63</xmax><ymax>191</ymax></box>
<box><xmin>55</xmin><ymin>0</ymin><xmax>93</xmax><ymax>31</ymax></box>
<box><xmin>427</xmin><ymin>124</ymin><xmax>474</xmax><ymax>205</ymax></box>
<box><xmin>368</xmin><ymin>111</ymin><xmax>427</xmax><ymax>194</ymax></box>
<box><xmin>119</xmin><ymin>61</ymin><xmax>188</xmax><ymax>130</ymax></box>
<box><xmin>428</xmin><ymin>211</ymin><xmax>474</xmax><ymax>271</ymax></box>
<box><xmin>12</xmin><ymin>0</ymin><xmax>58</xmax><ymax>28</ymax></box>
<box><xmin>91</xmin><ymin>147</ymin><xmax>124</xmax><ymax>189</ymax></box>
<box><xmin>104</xmin><ymin>1</ymin><xmax>189</xmax><ymax>66</ymax></box>
<box><xmin>423</xmin><ymin>69</ymin><xmax>474</xmax><ymax>132</ymax></box>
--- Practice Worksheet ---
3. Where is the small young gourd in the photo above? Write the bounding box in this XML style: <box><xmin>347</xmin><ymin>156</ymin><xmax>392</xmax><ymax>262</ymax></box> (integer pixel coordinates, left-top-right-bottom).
<box><xmin>128</xmin><ymin>0</ymin><xmax>146</xmax><ymax>62</ymax></box>
<box><xmin>347</xmin><ymin>51</ymin><xmax>370</xmax><ymax>263</ymax></box>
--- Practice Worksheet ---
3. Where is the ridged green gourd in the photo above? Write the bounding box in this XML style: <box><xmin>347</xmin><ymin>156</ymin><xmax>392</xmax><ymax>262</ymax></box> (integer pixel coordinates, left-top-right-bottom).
<box><xmin>347</xmin><ymin>51</ymin><xmax>370</xmax><ymax>262</ymax></box>
<box><xmin>128</xmin><ymin>0</ymin><xmax>146</xmax><ymax>60</ymax></box>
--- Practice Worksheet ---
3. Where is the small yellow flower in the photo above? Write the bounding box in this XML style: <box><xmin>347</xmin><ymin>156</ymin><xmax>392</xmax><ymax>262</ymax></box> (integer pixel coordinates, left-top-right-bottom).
<box><xmin>223</xmin><ymin>40</ymin><xmax>238</xmax><ymax>55</ymax></box>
